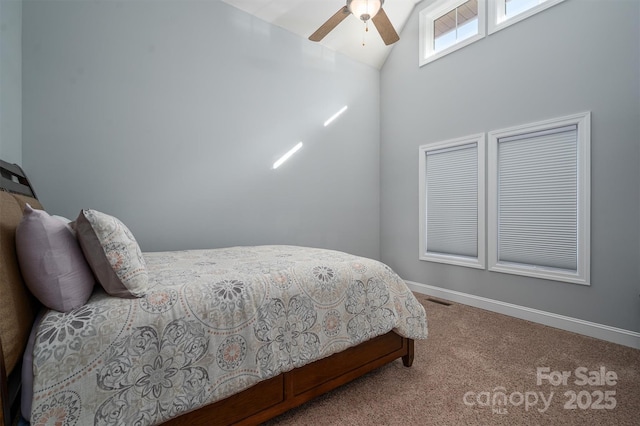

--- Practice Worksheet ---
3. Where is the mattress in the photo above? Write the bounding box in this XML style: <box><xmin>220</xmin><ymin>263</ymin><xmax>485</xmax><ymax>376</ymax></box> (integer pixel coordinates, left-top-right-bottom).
<box><xmin>29</xmin><ymin>245</ymin><xmax>427</xmax><ymax>426</ymax></box>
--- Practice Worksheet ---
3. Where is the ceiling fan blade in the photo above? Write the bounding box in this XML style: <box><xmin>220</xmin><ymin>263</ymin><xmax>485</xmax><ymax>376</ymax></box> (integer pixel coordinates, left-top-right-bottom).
<box><xmin>372</xmin><ymin>8</ymin><xmax>400</xmax><ymax>45</ymax></box>
<box><xmin>309</xmin><ymin>6</ymin><xmax>351</xmax><ymax>42</ymax></box>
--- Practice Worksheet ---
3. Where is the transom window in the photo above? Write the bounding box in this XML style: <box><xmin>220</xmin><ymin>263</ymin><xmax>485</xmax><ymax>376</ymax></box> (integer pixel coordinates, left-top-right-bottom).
<box><xmin>419</xmin><ymin>0</ymin><xmax>486</xmax><ymax>66</ymax></box>
<box><xmin>505</xmin><ymin>0</ymin><xmax>543</xmax><ymax>18</ymax></box>
<box><xmin>420</xmin><ymin>0</ymin><xmax>568</xmax><ymax>65</ymax></box>
<box><xmin>433</xmin><ymin>0</ymin><xmax>479</xmax><ymax>52</ymax></box>
<box><xmin>488</xmin><ymin>0</ymin><xmax>567</xmax><ymax>34</ymax></box>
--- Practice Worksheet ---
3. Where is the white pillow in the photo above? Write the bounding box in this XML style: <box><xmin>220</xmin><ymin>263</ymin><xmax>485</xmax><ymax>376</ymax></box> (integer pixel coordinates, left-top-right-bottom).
<box><xmin>15</xmin><ymin>204</ymin><xmax>94</xmax><ymax>312</ymax></box>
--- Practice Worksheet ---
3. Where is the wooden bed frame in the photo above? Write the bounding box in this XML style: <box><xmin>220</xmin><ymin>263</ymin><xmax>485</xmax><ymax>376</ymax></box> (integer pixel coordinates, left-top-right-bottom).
<box><xmin>0</xmin><ymin>159</ymin><xmax>415</xmax><ymax>426</ymax></box>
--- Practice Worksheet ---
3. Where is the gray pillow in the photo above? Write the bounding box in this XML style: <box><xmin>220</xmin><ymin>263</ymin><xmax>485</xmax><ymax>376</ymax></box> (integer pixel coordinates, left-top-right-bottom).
<box><xmin>15</xmin><ymin>204</ymin><xmax>95</xmax><ymax>312</ymax></box>
<box><xmin>75</xmin><ymin>209</ymin><xmax>149</xmax><ymax>298</ymax></box>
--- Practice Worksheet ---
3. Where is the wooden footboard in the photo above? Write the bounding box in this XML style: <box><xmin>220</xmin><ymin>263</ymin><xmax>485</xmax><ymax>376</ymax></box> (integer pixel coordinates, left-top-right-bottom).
<box><xmin>164</xmin><ymin>332</ymin><xmax>413</xmax><ymax>425</ymax></box>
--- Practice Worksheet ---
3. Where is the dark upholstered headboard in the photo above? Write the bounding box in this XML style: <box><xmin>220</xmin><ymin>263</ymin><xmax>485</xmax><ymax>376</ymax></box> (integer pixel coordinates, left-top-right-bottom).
<box><xmin>0</xmin><ymin>159</ymin><xmax>42</xmax><ymax>426</ymax></box>
<box><xmin>0</xmin><ymin>160</ymin><xmax>36</xmax><ymax>199</ymax></box>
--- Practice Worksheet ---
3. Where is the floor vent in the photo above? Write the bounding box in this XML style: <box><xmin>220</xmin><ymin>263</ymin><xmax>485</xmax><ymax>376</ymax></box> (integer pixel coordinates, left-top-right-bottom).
<box><xmin>426</xmin><ymin>297</ymin><xmax>452</xmax><ymax>306</ymax></box>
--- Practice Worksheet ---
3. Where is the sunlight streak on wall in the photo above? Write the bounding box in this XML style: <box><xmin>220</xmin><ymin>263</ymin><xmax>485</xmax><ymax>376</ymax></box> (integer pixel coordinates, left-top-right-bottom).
<box><xmin>324</xmin><ymin>105</ymin><xmax>348</xmax><ymax>127</ymax></box>
<box><xmin>273</xmin><ymin>142</ymin><xmax>303</xmax><ymax>169</ymax></box>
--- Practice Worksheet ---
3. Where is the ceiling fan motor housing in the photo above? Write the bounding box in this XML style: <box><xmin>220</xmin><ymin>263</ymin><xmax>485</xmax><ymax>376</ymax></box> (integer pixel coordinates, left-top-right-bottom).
<box><xmin>347</xmin><ymin>0</ymin><xmax>384</xmax><ymax>22</ymax></box>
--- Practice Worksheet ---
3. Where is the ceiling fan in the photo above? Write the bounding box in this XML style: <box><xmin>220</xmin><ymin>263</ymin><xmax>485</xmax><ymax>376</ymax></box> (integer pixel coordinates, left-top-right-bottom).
<box><xmin>309</xmin><ymin>0</ymin><xmax>400</xmax><ymax>46</ymax></box>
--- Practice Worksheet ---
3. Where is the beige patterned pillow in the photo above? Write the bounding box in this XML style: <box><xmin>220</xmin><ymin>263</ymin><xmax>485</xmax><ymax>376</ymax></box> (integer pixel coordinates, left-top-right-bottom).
<box><xmin>76</xmin><ymin>209</ymin><xmax>148</xmax><ymax>298</ymax></box>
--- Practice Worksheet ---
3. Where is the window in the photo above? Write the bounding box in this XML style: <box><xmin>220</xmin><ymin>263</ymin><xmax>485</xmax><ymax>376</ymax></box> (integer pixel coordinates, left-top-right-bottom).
<box><xmin>420</xmin><ymin>0</ymin><xmax>567</xmax><ymax>64</ymax></box>
<box><xmin>487</xmin><ymin>112</ymin><xmax>590</xmax><ymax>285</ymax></box>
<box><xmin>419</xmin><ymin>134</ymin><xmax>485</xmax><ymax>269</ymax></box>
<box><xmin>419</xmin><ymin>0</ymin><xmax>486</xmax><ymax>66</ymax></box>
<box><xmin>488</xmin><ymin>0</ymin><xmax>567</xmax><ymax>34</ymax></box>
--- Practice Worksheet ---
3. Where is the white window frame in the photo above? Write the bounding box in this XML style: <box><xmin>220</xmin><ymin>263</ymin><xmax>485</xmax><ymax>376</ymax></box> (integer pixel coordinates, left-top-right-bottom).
<box><xmin>487</xmin><ymin>112</ymin><xmax>591</xmax><ymax>285</ymax></box>
<box><xmin>419</xmin><ymin>0</ymin><xmax>486</xmax><ymax>67</ymax></box>
<box><xmin>488</xmin><ymin>0</ymin><xmax>567</xmax><ymax>35</ymax></box>
<box><xmin>419</xmin><ymin>134</ymin><xmax>486</xmax><ymax>269</ymax></box>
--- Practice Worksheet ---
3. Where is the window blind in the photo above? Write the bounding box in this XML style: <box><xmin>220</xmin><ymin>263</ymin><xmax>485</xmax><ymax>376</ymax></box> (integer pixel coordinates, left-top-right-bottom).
<box><xmin>497</xmin><ymin>125</ymin><xmax>577</xmax><ymax>270</ymax></box>
<box><xmin>426</xmin><ymin>143</ymin><xmax>478</xmax><ymax>257</ymax></box>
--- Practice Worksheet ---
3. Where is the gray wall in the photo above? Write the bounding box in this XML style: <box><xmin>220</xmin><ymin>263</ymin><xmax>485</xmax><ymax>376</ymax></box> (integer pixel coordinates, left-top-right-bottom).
<box><xmin>0</xmin><ymin>0</ymin><xmax>22</xmax><ymax>164</ymax></box>
<box><xmin>19</xmin><ymin>0</ymin><xmax>640</xmax><ymax>332</ymax></box>
<box><xmin>381</xmin><ymin>0</ymin><xmax>640</xmax><ymax>332</ymax></box>
<box><xmin>22</xmin><ymin>0</ymin><xmax>381</xmax><ymax>259</ymax></box>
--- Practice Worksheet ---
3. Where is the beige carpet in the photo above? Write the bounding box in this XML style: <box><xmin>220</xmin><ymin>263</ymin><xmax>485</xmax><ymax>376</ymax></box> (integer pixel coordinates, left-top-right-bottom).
<box><xmin>266</xmin><ymin>293</ymin><xmax>640</xmax><ymax>425</ymax></box>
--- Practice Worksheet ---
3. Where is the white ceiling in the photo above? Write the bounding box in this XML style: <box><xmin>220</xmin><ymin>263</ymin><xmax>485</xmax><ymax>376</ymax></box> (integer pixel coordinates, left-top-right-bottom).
<box><xmin>221</xmin><ymin>0</ymin><xmax>422</xmax><ymax>69</ymax></box>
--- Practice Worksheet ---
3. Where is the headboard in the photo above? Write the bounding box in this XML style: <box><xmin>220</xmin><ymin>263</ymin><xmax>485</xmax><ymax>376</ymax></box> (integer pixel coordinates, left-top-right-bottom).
<box><xmin>0</xmin><ymin>159</ymin><xmax>41</xmax><ymax>426</ymax></box>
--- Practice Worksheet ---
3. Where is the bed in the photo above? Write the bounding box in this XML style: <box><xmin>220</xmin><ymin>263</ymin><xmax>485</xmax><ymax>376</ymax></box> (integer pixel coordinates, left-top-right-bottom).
<box><xmin>0</xmin><ymin>159</ymin><xmax>427</xmax><ymax>426</ymax></box>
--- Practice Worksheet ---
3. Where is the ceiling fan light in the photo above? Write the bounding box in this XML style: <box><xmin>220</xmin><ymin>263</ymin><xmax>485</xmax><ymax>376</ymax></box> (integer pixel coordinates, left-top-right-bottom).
<box><xmin>347</xmin><ymin>0</ymin><xmax>383</xmax><ymax>22</ymax></box>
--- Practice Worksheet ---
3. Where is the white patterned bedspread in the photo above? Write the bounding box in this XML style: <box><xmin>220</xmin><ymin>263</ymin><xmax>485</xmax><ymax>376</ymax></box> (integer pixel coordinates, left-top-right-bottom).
<box><xmin>30</xmin><ymin>245</ymin><xmax>427</xmax><ymax>426</ymax></box>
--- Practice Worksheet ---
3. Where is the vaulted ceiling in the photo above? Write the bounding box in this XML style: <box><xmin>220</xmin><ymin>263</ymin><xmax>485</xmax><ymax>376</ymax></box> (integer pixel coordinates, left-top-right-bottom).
<box><xmin>221</xmin><ymin>0</ymin><xmax>422</xmax><ymax>69</ymax></box>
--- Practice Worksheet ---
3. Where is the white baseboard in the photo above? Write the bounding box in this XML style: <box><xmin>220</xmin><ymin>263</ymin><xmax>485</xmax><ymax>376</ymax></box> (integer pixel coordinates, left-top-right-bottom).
<box><xmin>406</xmin><ymin>280</ymin><xmax>640</xmax><ymax>350</ymax></box>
